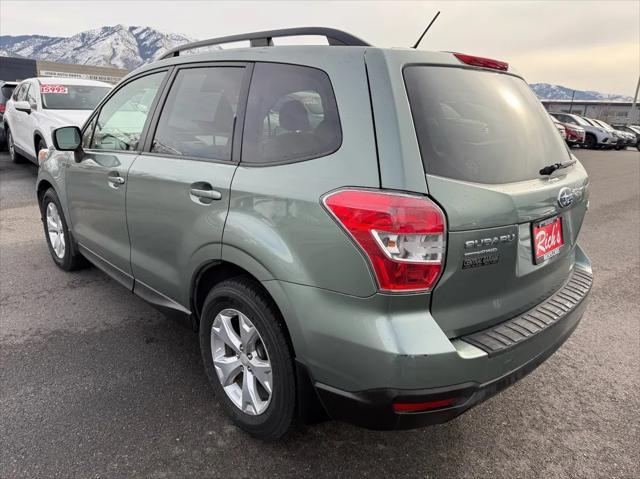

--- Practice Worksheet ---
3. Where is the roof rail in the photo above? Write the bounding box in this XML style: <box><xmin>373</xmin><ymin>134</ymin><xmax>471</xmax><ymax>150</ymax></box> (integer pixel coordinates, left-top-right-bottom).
<box><xmin>158</xmin><ymin>27</ymin><xmax>371</xmax><ymax>60</ymax></box>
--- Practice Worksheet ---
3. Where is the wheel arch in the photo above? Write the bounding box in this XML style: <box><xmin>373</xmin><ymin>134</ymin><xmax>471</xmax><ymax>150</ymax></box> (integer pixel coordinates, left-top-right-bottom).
<box><xmin>33</xmin><ymin>129</ymin><xmax>47</xmax><ymax>153</ymax></box>
<box><xmin>191</xmin><ymin>259</ymin><xmax>296</xmax><ymax>353</ymax></box>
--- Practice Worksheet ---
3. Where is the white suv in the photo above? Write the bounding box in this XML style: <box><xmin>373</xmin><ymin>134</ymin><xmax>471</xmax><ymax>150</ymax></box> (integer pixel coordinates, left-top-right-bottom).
<box><xmin>550</xmin><ymin>112</ymin><xmax>612</xmax><ymax>149</ymax></box>
<box><xmin>4</xmin><ymin>77</ymin><xmax>111</xmax><ymax>163</ymax></box>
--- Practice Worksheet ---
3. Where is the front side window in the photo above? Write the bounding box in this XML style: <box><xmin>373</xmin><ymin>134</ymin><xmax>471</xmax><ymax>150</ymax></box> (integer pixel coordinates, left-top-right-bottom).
<box><xmin>242</xmin><ymin>63</ymin><xmax>341</xmax><ymax>164</ymax></box>
<box><xmin>12</xmin><ymin>83</ymin><xmax>26</xmax><ymax>101</ymax></box>
<box><xmin>91</xmin><ymin>72</ymin><xmax>165</xmax><ymax>151</ymax></box>
<box><xmin>25</xmin><ymin>84</ymin><xmax>37</xmax><ymax>104</ymax></box>
<box><xmin>40</xmin><ymin>84</ymin><xmax>111</xmax><ymax>110</ymax></box>
<box><xmin>151</xmin><ymin>66</ymin><xmax>244</xmax><ymax>161</ymax></box>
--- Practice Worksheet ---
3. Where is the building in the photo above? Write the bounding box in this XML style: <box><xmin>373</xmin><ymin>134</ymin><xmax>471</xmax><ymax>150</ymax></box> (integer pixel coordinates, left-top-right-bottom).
<box><xmin>541</xmin><ymin>100</ymin><xmax>639</xmax><ymax>125</ymax></box>
<box><xmin>0</xmin><ymin>56</ymin><xmax>128</xmax><ymax>84</ymax></box>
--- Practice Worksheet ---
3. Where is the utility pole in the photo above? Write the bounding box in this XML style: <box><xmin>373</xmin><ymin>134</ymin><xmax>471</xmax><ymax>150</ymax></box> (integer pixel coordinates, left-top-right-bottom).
<box><xmin>569</xmin><ymin>90</ymin><xmax>575</xmax><ymax>113</ymax></box>
<box><xmin>630</xmin><ymin>75</ymin><xmax>640</xmax><ymax>124</ymax></box>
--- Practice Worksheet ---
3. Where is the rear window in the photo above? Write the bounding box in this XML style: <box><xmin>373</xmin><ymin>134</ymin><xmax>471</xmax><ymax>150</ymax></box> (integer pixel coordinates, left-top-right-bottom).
<box><xmin>41</xmin><ymin>84</ymin><xmax>111</xmax><ymax>110</ymax></box>
<box><xmin>404</xmin><ymin>66</ymin><xmax>570</xmax><ymax>184</ymax></box>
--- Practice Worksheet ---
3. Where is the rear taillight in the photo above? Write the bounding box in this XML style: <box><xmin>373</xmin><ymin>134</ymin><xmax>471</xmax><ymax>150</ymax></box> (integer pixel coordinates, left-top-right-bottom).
<box><xmin>0</xmin><ymin>104</ymin><xmax>5</xmax><ymax>113</ymax></box>
<box><xmin>453</xmin><ymin>52</ymin><xmax>508</xmax><ymax>71</ymax></box>
<box><xmin>323</xmin><ymin>189</ymin><xmax>446</xmax><ymax>292</ymax></box>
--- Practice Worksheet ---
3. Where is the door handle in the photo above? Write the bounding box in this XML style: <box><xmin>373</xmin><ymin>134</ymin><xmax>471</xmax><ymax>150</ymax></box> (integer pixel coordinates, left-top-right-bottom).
<box><xmin>190</xmin><ymin>188</ymin><xmax>222</xmax><ymax>200</ymax></box>
<box><xmin>107</xmin><ymin>172</ymin><xmax>125</xmax><ymax>186</ymax></box>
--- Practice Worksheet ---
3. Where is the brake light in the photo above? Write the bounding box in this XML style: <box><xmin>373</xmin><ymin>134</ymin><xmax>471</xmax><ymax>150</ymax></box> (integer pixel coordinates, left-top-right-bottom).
<box><xmin>453</xmin><ymin>52</ymin><xmax>508</xmax><ymax>71</ymax></box>
<box><xmin>323</xmin><ymin>189</ymin><xmax>446</xmax><ymax>292</ymax></box>
<box><xmin>0</xmin><ymin>104</ymin><xmax>5</xmax><ymax>113</ymax></box>
<box><xmin>393</xmin><ymin>397</ymin><xmax>457</xmax><ymax>412</ymax></box>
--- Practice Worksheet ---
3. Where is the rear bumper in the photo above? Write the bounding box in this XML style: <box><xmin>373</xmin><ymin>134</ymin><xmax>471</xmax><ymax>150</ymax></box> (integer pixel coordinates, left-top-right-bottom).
<box><xmin>315</xmin><ymin>308</ymin><xmax>583</xmax><ymax>430</ymax></box>
<box><xmin>264</xmin><ymin>246</ymin><xmax>592</xmax><ymax>431</ymax></box>
<box><xmin>312</xmin><ymin>261</ymin><xmax>592</xmax><ymax>430</ymax></box>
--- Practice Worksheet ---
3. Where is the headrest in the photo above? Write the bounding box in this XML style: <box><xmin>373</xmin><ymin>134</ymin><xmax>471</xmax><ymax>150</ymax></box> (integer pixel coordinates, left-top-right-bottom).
<box><xmin>278</xmin><ymin>100</ymin><xmax>310</xmax><ymax>132</ymax></box>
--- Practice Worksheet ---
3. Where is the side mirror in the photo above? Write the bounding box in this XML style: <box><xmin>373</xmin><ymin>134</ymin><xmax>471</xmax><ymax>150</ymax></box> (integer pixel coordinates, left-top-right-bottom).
<box><xmin>14</xmin><ymin>100</ymin><xmax>32</xmax><ymax>114</ymax></box>
<box><xmin>52</xmin><ymin>126</ymin><xmax>82</xmax><ymax>151</ymax></box>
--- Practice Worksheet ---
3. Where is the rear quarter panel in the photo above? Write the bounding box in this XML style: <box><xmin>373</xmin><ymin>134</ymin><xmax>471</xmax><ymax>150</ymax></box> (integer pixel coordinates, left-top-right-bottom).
<box><xmin>223</xmin><ymin>48</ymin><xmax>380</xmax><ymax>297</ymax></box>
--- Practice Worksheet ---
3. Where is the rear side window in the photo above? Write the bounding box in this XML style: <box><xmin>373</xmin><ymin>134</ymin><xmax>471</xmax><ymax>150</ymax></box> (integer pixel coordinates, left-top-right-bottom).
<box><xmin>404</xmin><ymin>66</ymin><xmax>570</xmax><ymax>184</ymax></box>
<box><xmin>151</xmin><ymin>66</ymin><xmax>244</xmax><ymax>161</ymax></box>
<box><xmin>242</xmin><ymin>63</ymin><xmax>341</xmax><ymax>164</ymax></box>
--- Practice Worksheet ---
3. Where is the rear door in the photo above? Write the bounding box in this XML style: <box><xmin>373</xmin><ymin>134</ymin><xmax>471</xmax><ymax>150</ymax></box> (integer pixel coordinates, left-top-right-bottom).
<box><xmin>399</xmin><ymin>61</ymin><xmax>589</xmax><ymax>337</ymax></box>
<box><xmin>66</xmin><ymin>70</ymin><xmax>168</xmax><ymax>288</ymax></box>
<box><xmin>126</xmin><ymin>63</ymin><xmax>250</xmax><ymax>309</ymax></box>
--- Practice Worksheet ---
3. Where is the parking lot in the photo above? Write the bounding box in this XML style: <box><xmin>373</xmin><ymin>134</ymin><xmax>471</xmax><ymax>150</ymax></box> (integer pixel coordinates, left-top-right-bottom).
<box><xmin>0</xmin><ymin>148</ymin><xmax>638</xmax><ymax>478</ymax></box>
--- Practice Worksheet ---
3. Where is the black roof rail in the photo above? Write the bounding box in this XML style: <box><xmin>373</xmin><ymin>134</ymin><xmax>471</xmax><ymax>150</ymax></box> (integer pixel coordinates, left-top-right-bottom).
<box><xmin>158</xmin><ymin>27</ymin><xmax>371</xmax><ymax>60</ymax></box>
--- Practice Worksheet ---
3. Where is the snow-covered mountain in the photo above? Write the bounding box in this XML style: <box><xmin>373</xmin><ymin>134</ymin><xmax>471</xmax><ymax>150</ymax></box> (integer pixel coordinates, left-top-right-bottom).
<box><xmin>0</xmin><ymin>25</ymin><xmax>195</xmax><ymax>69</ymax></box>
<box><xmin>530</xmin><ymin>83</ymin><xmax>633</xmax><ymax>102</ymax></box>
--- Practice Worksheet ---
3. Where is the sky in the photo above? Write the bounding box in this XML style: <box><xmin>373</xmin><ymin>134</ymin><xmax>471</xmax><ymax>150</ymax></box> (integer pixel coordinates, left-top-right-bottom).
<box><xmin>1</xmin><ymin>0</ymin><xmax>638</xmax><ymax>96</ymax></box>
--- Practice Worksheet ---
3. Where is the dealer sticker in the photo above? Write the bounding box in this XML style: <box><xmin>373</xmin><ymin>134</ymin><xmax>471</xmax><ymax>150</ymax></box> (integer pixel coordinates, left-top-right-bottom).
<box><xmin>40</xmin><ymin>84</ymin><xmax>68</xmax><ymax>94</ymax></box>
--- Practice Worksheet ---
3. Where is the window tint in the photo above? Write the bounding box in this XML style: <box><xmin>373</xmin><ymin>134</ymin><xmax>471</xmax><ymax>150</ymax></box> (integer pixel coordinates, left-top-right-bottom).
<box><xmin>242</xmin><ymin>63</ymin><xmax>341</xmax><ymax>164</ymax></box>
<box><xmin>151</xmin><ymin>67</ymin><xmax>244</xmax><ymax>161</ymax></box>
<box><xmin>91</xmin><ymin>72</ymin><xmax>165</xmax><ymax>151</ymax></box>
<box><xmin>404</xmin><ymin>66</ymin><xmax>569</xmax><ymax>184</ymax></box>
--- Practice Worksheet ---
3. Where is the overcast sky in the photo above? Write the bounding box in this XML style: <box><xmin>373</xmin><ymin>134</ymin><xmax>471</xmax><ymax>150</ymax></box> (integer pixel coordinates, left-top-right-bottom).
<box><xmin>1</xmin><ymin>0</ymin><xmax>638</xmax><ymax>96</ymax></box>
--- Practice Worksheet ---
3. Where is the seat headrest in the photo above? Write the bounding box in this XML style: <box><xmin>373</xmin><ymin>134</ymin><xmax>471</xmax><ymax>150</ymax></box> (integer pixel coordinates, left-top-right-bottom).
<box><xmin>278</xmin><ymin>100</ymin><xmax>310</xmax><ymax>132</ymax></box>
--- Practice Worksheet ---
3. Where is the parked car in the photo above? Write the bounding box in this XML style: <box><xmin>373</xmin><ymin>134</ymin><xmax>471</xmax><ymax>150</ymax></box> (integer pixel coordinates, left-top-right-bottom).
<box><xmin>550</xmin><ymin>115</ymin><xmax>567</xmax><ymax>139</ymax></box>
<box><xmin>550</xmin><ymin>112</ymin><xmax>611</xmax><ymax>149</ymax></box>
<box><xmin>561</xmin><ymin>120</ymin><xmax>585</xmax><ymax>147</ymax></box>
<box><xmin>3</xmin><ymin>77</ymin><xmax>111</xmax><ymax>163</ymax></box>
<box><xmin>0</xmin><ymin>81</ymin><xmax>18</xmax><ymax>147</ymax></box>
<box><xmin>591</xmin><ymin>119</ymin><xmax>635</xmax><ymax>149</ymax></box>
<box><xmin>613</xmin><ymin>124</ymin><xmax>640</xmax><ymax>150</ymax></box>
<box><xmin>584</xmin><ymin>118</ymin><xmax>626</xmax><ymax>150</ymax></box>
<box><xmin>37</xmin><ymin>28</ymin><xmax>592</xmax><ymax>440</ymax></box>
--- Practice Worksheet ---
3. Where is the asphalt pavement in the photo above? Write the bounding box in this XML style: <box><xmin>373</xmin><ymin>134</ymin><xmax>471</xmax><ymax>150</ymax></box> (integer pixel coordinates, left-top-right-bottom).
<box><xmin>1</xmin><ymin>148</ymin><xmax>639</xmax><ymax>479</ymax></box>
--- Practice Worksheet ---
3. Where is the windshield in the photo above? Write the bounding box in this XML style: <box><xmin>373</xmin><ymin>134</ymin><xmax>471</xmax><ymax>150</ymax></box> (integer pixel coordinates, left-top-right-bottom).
<box><xmin>40</xmin><ymin>84</ymin><xmax>111</xmax><ymax>110</ymax></box>
<box><xmin>404</xmin><ymin>66</ymin><xmax>569</xmax><ymax>184</ymax></box>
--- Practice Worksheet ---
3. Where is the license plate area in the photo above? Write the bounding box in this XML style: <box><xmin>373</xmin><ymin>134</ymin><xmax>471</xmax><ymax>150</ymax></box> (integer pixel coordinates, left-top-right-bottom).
<box><xmin>532</xmin><ymin>215</ymin><xmax>564</xmax><ymax>264</ymax></box>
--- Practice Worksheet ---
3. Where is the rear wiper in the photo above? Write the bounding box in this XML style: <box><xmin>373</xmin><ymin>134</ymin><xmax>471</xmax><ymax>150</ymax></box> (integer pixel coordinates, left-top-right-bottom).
<box><xmin>539</xmin><ymin>158</ymin><xmax>576</xmax><ymax>176</ymax></box>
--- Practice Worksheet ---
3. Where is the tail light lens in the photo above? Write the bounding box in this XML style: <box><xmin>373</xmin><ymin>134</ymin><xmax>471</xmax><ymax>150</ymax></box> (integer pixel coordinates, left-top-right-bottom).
<box><xmin>0</xmin><ymin>104</ymin><xmax>5</xmax><ymax>113</ymax></box>
<box><xmin>453</xmin><ymin>52</ymin><xmax>508</xmax><ymax>71</ymax></box>
<box><xmin>323</xmin><ymin>189</ymin><xmax>446</xmax><ymax>292</ymax></box>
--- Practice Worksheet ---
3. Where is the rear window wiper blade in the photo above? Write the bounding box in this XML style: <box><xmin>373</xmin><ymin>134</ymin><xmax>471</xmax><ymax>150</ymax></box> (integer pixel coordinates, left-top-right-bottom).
<box><xmin>539</xmin><ymin>159</ymin><xmax>577</xmax><ymax>176</ymax></box>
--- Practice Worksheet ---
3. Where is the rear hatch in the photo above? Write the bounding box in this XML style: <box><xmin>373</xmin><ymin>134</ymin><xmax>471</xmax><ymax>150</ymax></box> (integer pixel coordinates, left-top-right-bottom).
<box><xmin>402</xmin><ymin>60</ymin><xmax>589</xmax><ymax>338</ymax></box>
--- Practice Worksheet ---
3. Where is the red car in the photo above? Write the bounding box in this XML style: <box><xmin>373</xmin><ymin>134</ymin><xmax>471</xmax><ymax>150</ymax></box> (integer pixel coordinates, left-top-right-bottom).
<box><xmin>551</xmin><ymin>115</ymin><xmax>586</xmax><ymax>147</ymax></box>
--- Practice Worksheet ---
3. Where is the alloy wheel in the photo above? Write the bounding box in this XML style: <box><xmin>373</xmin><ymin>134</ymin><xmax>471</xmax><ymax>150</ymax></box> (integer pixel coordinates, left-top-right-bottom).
<box><xmin>211</xmin><ymin>308</ymin><xmax>273</xmax><ymax>415</ymax></box>
<box><xmin>46</xmin><ymin>202</ymin><xmax>66</xmax><ymax>259</ymax></box>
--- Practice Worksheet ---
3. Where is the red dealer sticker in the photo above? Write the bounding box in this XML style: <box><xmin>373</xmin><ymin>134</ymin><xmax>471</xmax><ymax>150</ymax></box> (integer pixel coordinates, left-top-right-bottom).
<box><xmin>532</xmin><ymin>216</ymin><xmax>564</xmax><ymax>264</ymax></box>
<box><xmin>40</xmin><ymin>84</ymin><xmax>68</xmax><ymax>94</ymax></box>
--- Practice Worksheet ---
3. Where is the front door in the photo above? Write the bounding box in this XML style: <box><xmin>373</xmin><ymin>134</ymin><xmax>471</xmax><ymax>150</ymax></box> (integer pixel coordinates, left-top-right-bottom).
<box><xmin>126</xmin><ymin>64</ymin><xmax>249</xmax><ymax>308</ymax></box>
<box><xmin>65</xmin><ymin>71</ymin><xmax>168</xmax><ymax>288</ymax></box>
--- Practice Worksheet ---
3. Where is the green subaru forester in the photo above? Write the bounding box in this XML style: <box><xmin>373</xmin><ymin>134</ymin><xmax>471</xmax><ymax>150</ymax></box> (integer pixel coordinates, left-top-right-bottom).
<box><xmin>36</xmin><ymin>28</ymin><xmax>592</xmax><ymax>440</ymax></box>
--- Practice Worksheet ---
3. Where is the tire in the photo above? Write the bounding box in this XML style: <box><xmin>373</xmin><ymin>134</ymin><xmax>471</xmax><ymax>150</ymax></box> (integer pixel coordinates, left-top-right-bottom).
<box><xmin>7</xmin><ymin>128</ymin><xmax>25</xmax><ymax>163</ymax></box>
<box><xmin>40</xmin><ymin>188</ymin><xmax>85</xmax><ymax>271</ymax></box>
<box><xmin>584</xmin><ymin>133</ymin><xmax>597</xmax><ymax>149</ymax></box>
<box><xmin>199</xmin><ymin>277</ymin><xmax>296</xmax><ymax>440</ymax></box>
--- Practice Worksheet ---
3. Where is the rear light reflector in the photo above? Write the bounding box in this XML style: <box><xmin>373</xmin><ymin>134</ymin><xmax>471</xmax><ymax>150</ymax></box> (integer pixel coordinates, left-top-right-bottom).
<box><xmin>453</xmin><ymin>52</ymin><xmax>508</xmax><ymax>71</ymax></box>
<box><xmin>393</xmin><ymin>397</ymin><xmax>457</xmax><ymax>413</ymax></box>
<box><xmin>323</xmin><ymin>189</ymin><xmax>446</xmax><ymax>292</ymax></box>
